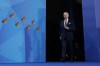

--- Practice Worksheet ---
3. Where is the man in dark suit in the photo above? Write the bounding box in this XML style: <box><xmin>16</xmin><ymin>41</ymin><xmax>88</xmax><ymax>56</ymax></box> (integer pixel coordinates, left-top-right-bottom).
<box><xmin>59</xmin><ymin>12</ymin><xmax>75</xmax><ymax>62</ymax></box>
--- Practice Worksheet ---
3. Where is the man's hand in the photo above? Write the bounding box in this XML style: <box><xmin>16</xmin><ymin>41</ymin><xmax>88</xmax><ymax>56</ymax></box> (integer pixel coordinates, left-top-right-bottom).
<box><xmin>65</xmin><ymin>26</ymin><xmax>69</xmax><ymax>30</ymax></box>
<box><xmin>60</xmin><ymin>36</ymin><xmax>61</xmax><ymax>40</ymax></box>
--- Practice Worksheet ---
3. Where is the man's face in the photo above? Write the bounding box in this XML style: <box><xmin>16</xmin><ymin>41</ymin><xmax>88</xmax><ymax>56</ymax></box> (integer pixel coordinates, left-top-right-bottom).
<box><xmin>63</xmin><ymin>12</ymin><xmax>69</xmax><ymax>19</ymax></box>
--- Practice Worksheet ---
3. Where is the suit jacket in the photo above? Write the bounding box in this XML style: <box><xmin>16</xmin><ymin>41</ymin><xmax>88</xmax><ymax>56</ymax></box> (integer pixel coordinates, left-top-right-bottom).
<box><xmin>59</xmin><ymin>20</ymin><xmax>75</xmax><ymax>40</ymax></box>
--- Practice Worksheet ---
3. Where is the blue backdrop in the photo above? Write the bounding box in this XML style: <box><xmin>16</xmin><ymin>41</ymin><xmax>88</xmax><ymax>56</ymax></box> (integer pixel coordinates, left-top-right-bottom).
<box><xmin>0</xmin><ymin>0</ymin><xmax>46</xmax><ymax>63</ymax></box>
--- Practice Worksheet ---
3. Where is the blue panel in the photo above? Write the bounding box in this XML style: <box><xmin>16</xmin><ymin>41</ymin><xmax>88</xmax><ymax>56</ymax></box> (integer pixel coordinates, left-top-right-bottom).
<box><xmin>94</xmin><ymin>0</ymin><xmax>100</xmax><ymax>61</ymax></box>
<box><xmin>82</xmin><ymin>0</ymin><xmax>100</xmax><ymax>61</ymax></box>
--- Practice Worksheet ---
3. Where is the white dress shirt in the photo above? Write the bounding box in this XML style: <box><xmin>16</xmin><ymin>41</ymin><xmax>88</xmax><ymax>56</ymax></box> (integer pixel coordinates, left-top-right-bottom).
<box><xmin>64</xmin><ymin>19</ymin><xmax>69</xmax><ymax>26</ymax></box>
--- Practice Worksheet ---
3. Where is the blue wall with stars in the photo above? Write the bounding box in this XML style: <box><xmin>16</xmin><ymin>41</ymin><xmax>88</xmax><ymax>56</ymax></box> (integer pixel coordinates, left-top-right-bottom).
<box><xmin>0</xmin><ymin>0</ymin><xmax>46</xmax><ymax>63</ymax></box>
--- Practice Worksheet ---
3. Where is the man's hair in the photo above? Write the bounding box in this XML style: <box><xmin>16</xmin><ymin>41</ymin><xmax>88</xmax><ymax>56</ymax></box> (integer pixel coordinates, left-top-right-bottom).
<box><xmin>63</xmin><ymin>12</ymin><xmax>69</xmax><ymax>15</ymax></box>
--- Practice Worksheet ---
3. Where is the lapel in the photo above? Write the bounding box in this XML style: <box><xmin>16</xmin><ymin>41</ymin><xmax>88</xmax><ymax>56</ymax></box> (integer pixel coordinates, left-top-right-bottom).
<box><xmin>67</xmin><ymin>20</ymin><xmax>71</xmax><ymax>25</ymax></box>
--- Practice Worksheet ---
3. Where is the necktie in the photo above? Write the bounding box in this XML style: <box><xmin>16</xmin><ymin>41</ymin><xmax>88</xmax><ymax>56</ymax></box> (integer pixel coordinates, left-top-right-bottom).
<box><xmin>64</xmin><ymin>20</ymin><xmax>67</xmax><ymax>29</ymax></box>
<box><xmin>65</xmin><ymin>21</ymin><xmax>67</xmax><ymax>26</ymax></box>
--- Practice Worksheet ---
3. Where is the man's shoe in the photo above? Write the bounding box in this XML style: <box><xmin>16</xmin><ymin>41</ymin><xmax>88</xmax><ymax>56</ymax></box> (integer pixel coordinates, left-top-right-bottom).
<box><xmin>60</xmin><ymin>58</ymin><xmax>66</xmax><ymax>62</ymax></box>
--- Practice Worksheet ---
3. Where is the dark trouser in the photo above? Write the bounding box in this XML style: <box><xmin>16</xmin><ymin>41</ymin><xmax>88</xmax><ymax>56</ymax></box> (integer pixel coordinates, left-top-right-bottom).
<box><xmin>61</xmin><ymin>39</ymin><xmax>73</xmax><ymax>61</ymax></box>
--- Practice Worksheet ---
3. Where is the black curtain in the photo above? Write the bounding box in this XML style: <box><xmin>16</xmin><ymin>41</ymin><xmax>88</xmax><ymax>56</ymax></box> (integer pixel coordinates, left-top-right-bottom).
<box><xmin>46</xmin><ymin>0</ymin><xmax>85</xmax><ymax>62</ymax></box>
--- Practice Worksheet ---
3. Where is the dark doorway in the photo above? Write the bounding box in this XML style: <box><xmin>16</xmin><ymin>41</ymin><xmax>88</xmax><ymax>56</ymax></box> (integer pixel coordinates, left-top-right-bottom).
<box><xmin>46</xmin><ymin>0</ymin><xmax>85</xmax><ymax>62</ymax></box>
